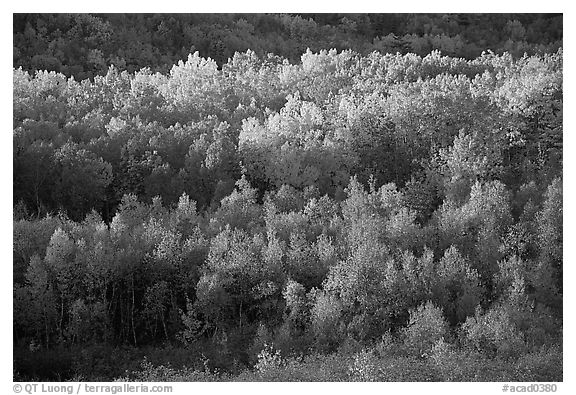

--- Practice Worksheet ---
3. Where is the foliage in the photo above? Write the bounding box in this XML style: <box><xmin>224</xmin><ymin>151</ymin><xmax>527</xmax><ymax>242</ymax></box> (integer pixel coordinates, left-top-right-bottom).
<box><xmin>461</xmin><ymin>305</ymin><xmax>527</xmax><ymax>360</ymax></box>
<box><xmin>347</xmin><ymin>349</ymin><xmax>379</xmax><ymax>381</ymax></box>
<box><xmin>14</xmin><ymin>14</ymin><xmax>562</xmax><ymax>80</ymax></box>
<box><xmin>403</xmin><ymin>301</ymin><xmax>448</xmax><ymax>357</ymax></box>
<box><xmin>13</xmin><ymin>21</ymin><xmax>562</xmax><ymax>381</ymax></box>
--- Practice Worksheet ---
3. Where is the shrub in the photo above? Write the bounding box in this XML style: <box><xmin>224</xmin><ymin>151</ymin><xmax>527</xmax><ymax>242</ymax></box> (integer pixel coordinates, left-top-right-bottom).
<box><xmin>235</xmin><ymin>351</ymin><xmax>351</xmax><ymax>382</ymax></box>
<box><xmin>249</xmin><ymin>323</ymin><xmax>272</xmax><ymax>364</ymax></box>
<box><xmin>118</xmin><ymin>357</ymin><xmax>221</xmax><ymax>382</ymax></box>
<box><xmin>372</xmin><ymin>355</ymin><xmax>439</xmax><ymax>381</ymax></box>
<box><xmin>254</xmin><ymin>343</ymin><xmax>284</xmax><ymax>374</ymax></box>
<box><xmin>337</xmin><ymin>336</ymin><xmax>364</xmax><ymax>356</ymax></box>
<box><xmin>429</xmin><ymin>338</ymin><xmax>516</xmax><ymax>381</ymax></box>
<box><xmin>348</xmin><ymin>349</ymin><xmax>379</xmax><ymax>381</ymax></box>
<box><xmin>514</xmin><ymin>345</ymin><xmax>562</xmax><ymax>382</ymax></box>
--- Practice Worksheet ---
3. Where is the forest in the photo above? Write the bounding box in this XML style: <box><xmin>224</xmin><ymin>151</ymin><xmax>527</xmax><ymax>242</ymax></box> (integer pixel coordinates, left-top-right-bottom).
<box><xmin>13</xmin><ymin>13</ymin><xmax>562</xmax><ymax>382</ymax></box>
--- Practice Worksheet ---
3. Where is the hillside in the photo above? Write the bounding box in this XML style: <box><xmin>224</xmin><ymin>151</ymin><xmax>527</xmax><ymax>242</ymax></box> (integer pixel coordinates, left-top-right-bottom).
<box><xmin>13</xmin><ymin>14</ymin><xmax>563</xmax><ymax>382</ymax></box>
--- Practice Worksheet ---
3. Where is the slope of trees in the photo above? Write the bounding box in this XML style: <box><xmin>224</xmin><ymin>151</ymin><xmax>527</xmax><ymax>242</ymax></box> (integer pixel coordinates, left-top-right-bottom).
<box><xmin>14</xmin><ymin>33</ymin><xmax>562</xmax><ymax>381</ymax></box>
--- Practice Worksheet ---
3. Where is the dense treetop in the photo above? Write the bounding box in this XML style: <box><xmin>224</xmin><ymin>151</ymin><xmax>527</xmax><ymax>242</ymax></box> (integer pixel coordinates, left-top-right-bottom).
<box><xmin>14</xmin><ymin>13</ymin><xmax>562</xmax><ymax>80</ymax></box>
<box><xmin>14</xmin><ymin>47</ymin><xmax>562</xmax><ymax>221</ymax></box>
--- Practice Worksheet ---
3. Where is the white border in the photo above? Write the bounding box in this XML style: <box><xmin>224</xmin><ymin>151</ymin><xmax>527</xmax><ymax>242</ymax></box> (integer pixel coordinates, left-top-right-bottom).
<box><xmin>2</xmin><ymin>4</ymin><xmax>572</xmax><ymax>394</ymax></box>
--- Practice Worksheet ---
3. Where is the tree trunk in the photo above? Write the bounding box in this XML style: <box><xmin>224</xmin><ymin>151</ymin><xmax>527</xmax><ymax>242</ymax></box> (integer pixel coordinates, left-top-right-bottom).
<box><xmin>161</xmin><ymin>313</ymin><xmax>169</xmax><ymax>341</ymax></box>
<box><xmin>131</xmin><ymin>275</ymin><xmax>137</xmax><ymax>346</ymax></box>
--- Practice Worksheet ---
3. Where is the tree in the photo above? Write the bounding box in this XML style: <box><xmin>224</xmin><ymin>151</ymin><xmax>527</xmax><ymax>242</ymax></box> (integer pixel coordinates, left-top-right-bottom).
<box><xmin>141</xmin><ymin>281</ymin><xmax>172</xmax><ymax>340</ymax></box>
<box><xmin>433</xmin><ymin>246</ymin><xmax>483</xmax><ymax>325</ymax></box>
<box><xmin>43</xmin><ymin>227</ymin><xmax>81</xmax><ymax>340</ymax></box>
<box><xmin>14</xmin><ymin>255</ymin><xmax>59</xmax><ymax>347</ymax></box>
<box><xmin>52</xmin><ymin>142</ymin><xmax>113</xmax><ymax>220</ymax></box>
<box><xmin>195</xmin><ymin>226</ymin><xmax>283</xmax><ymax>333</ymax></box>
<box><xmin>13</xmin><ymin>137</ymin><xmax>57</xmax><ymax>215</ymax></box>
<box><xmin>211</xmin><ymin>175</ymin><xmax>263</xmax><ymax>232</ymax></box>
<box><xmin>310</xmin><ymin>290</ymin><xmax>344</xmax><ymax>350</ymax></box>
<box><xmin>536</xmin><ymin>177</ymin><xmax>562</xmax><ymax>292</ymax></box>
<box><xmin>462</xmin><ymin>305</ymin><xmax>526</xmax><ymax>360</ymax></box>
<box><xmin>403</xmin><ymin>301</ymin><xmax>448</xmax><ymax>357</ymax></box>
<box><xmin>437</xmin><ymin>180</ymin><xmax>513</xmax><ymax>284</ymax></box>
